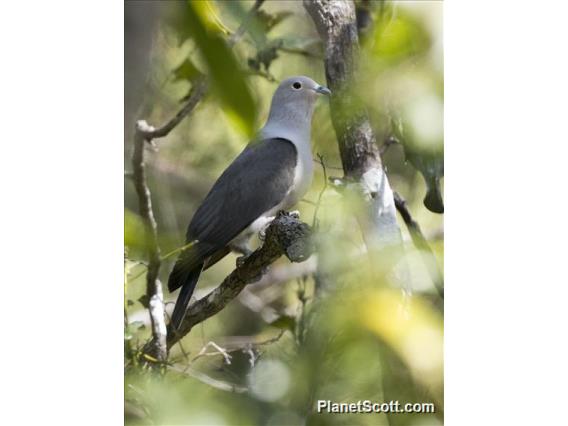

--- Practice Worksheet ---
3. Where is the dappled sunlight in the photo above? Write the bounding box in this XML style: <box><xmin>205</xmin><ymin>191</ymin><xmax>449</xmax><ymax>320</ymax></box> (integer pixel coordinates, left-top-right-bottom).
<box><xmin>360</xmin><ymin>289</ymin><xmax>444</xmax><ymax>396</ymax></box>
<box><xmin>125</xmin><ymin>1</ymin><xmax>443</xmax><ymax>424</ymax></box>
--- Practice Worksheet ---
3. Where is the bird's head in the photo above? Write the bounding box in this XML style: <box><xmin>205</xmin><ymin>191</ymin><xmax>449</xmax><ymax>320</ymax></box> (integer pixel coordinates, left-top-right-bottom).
<box><xmin>267</xmin><ymin>76</ymin><xmax>331</xmax><ymax>124</ymax></box>
<box><xmin>275</xmin><ymin>76</ymin><xmax>331</xmax><ymax>100</ymax></box>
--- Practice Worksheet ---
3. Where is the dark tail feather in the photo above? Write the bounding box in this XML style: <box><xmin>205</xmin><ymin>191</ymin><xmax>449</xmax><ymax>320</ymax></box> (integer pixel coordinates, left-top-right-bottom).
<box><xmin>170</xmin><ymin>265</ymin><xmax>202</xmax><ymax>330</ymax></box>
<box><xmin>424</xmin><ymin>182</ymin><xmax>444</xmax><ymax>214</ymax></box>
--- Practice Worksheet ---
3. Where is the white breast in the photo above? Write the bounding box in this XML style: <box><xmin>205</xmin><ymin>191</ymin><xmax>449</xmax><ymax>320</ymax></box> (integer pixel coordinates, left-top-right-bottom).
<box><xmin>257</xmin><ymin>119</ymin><xmax>314</xmax><ymax>210</ymax></box>
<box><xmin>284</xmin><ymin>142</ymin><xmax>314</xmax><ymax>208</ymax></box>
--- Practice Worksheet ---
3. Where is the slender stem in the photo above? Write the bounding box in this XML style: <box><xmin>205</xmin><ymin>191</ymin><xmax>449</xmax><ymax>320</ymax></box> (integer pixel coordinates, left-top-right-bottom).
<box><xmin>312</xmin><ymin>153</ymin><xmax>328</xmax><ymax>228</ymax></box>
<box><xmin>228</xmin><ymin>0</ymin><xmax>266</xmax><ymax>47</ymax></box>
<box><xmin>132</xmin><ymin>125</ymin><xmax>167</xmax><ymax>362</ymax></box>
<box><xmin>393</xmin><ymin>191</ymin><xmax>444</xmax><ymax>300</ymax></box>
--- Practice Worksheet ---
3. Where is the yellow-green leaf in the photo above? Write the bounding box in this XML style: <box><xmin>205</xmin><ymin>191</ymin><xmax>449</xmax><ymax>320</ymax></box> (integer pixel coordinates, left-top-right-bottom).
<box><xmin>183</xmin><ymin>1</ymin><xmax>257</xmax><ymax>137</ymax></box>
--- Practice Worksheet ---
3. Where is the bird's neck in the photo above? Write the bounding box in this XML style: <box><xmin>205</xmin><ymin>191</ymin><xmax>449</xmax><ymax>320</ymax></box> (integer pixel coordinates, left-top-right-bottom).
<box><xmin>260</xmin><ymin>101</ymin><xmax>314</xmax><ymax>143</ymax></box>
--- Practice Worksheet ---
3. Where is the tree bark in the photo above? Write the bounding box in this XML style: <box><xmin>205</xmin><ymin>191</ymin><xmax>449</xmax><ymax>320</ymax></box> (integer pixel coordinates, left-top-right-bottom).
<box><xmin>303</xmin><ymin>0</ymin><xmax>403</xmax><ymax>250</ymax></box>
<box><xmin>132</xmin><ymin>121</ymin><xmax>168</xmax><ymax>362</ymax></box>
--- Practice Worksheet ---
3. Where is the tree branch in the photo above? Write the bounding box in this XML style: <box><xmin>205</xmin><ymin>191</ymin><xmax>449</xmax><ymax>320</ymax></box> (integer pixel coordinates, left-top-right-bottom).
<box><xmin>130</xmin><ymin>50</ymin><xmax>209</xmax><ymax>366</ymax></box>
<box><xmin>132</xmin><ymin>122</ymin><xmax>167</xmax><ymax>362</ymax></box>
<box><xmin>141</xmin><ymin>78</ymin><xmax>209</xmax><ymax>141</ymax></box>
<box><xmin>135</xmin><ymin>0</ymin><xmax>267</xmax><ymax>144</ymax></box>
<box><xmin>303</xmin><ymin>0</ymin><xmax>403</xmax><ymax>250</ymax></box>
<box><xmin>166</xmin><ymin>212</ymin><xmax>313</xmax><ymax>350</ymax></box>
<box><xmin>130</xmin><ymin>0</ymin><xmax>268</xmax><ymax>364</ymax></box>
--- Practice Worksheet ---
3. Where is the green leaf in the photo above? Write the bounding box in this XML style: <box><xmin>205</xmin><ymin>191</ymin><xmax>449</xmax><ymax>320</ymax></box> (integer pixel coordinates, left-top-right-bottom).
<box><xmin>173</xmin><ymin>58</ymin><xmax>203</xmax><ymax>83</ymax></box>
<box><xmin>269</xmin><ymin>315</ymin><xmax>296</xmax><ymax>332</ymax></box>
<box><xmin>138</xmin><ymin>294</ymin><xmax>150</xmax><ymax>309</ymax></box>
<box><xmin>130</xmin><ymin>321</ymin><xmax>146</xmax><ymax>331</ymax></box>
<box><xmin>124</xmin><ymin>321</ymin><xmax>146</xmax><ymax>341</ymax></box>
<box><xmin>181</xmin><ymin>1</ymin><xmax>257</xmax><ymax>137</ymax></box>
<box><xmin>124</xmin><ymin>209</ymin><xmax>146</xmax><ymax>251</ymax></box>
<box><xmin>248</xmin><ymin>45</ymin><xmax>279</xmax><ymax>72</ymax></box>
<box><xmin>256</xmin><ymin>10</ymin><xmax>293</xmax><ymax>33</ymax></box>
<box><xmin>370</xmin><ymin>10</ymin><xmax>431</xmax><ymax>63</ymax></box>
<box><xmin>218</xmin><ymin>0</ymin><xmax>266</xmax><ymax>47</ymax></box>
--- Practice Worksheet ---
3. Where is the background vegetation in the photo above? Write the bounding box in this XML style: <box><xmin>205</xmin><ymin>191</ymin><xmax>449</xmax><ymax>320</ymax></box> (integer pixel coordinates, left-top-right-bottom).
<box><xmin>125</xmin><ymin>1</ymin><xmax>443</xmax><ymax>425</ymax></box>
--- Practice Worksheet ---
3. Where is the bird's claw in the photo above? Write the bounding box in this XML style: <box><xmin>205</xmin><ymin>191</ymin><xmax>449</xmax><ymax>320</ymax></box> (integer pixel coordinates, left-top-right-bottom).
<box><xmin>258</xmin><ymin>218</ymin><xmax>277</xmax><ymax>241</ymax></box>
<box><xmin>236</xmin><ymin>254</ymin><xmax>250</xmax><ymax>268</ymax></box>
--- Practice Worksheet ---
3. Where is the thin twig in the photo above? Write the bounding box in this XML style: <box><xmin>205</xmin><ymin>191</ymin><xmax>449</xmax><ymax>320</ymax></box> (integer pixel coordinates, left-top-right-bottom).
<box><xmin>132</xmin><ymin>122</ymin><xmax>168</xmax><ymax>362</ymax></box>
<box><xmin>142</xmin><ymin>78</ymin><xmax>209</xmax><ymax>141</ymax></box>
<box><xmin>313</xmin><ymin>157</ymin><xmax>343</xmax><ymax>171</ymax></box>
<box><xmin>255</xmin><ymin>329</ymin><xmax>286</xmax><ymax>347</ymax></box>
<box><xmin>227</xmin><ymin>0</ymin><xmax>266</xmax><ymax>46</ymax></box>
<box><xmin>191</xmin><ymin>341</ymin><xmax>233</xmax><ymax>366</ymax></box>
<box><xmin>245</xmin><ymin>68</ymin><xmax>278</xmax><ymax>82</ymax></box>
<box><xmin>278</xmin><ymin>46</ymin><xmax>323</xmax><ymax>59</ymax></box>
<box><xmin>186</xmin><ymin>330</ymin><xmax>285</xmax><ymax>366</ymax></box>
<box><xmin>312</xmin><ymin>153</ymin><xmax>328</xmax><ymax>228</ymax></box>
<box><xmin>304</xmin><ymin>0</ymin><xmax>404</xmax><ymax>251</ymax></box>
<box><xmin>168</xmin><ymin>365</ymin><xmax>248</xmax><ymax>394</ymax></box>
<box><xmin>295</xmin><ymin>276</ymin><xmax>309</xmax><ymax>346</ymax></box>
<box><xmin>124</xmin><ymin>256</ymin><xmax>135</xmax><ymax>362</ymax></box>
<box><xmin>300</xmin><ymin>198</ymin><xmax>318</xmax><ymax>206</ymax></box>
<box><xmin>393</xmin><ymin>192</ymin><xmax>444</xmax><ymax>300</ymax></box>
<box><xmin>160</xmin><ymin>240</ymin><xmax>197</xmax><ymax>262</ymax></box>
<box><xmin>136</xmin><ymin>0</ymin><xmax>266</xmax><ymax>145</ymax></box>
<box><xmin>131</xmin><ymin>0</ymin><xmax>268</xmax><ymax>364</ymax></box>
<box><xmin>130</xmin><ymin>80</ymin><xmax>207</xmax><ymax>365</ymax></box>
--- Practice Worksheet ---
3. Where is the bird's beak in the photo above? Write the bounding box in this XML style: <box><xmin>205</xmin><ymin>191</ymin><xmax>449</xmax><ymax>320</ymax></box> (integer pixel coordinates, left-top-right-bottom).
<box><xmin>314</xmin><ymin>85</ymin><xmax>332</xmax><ymax>96</ymax></box>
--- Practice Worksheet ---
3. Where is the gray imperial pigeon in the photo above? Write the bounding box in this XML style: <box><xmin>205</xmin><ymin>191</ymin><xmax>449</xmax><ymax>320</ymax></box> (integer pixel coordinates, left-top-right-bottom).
<box><xmin>168</xmin><ymin>76</ymin><xmax>331</xmax><ymax>329</ymax></box>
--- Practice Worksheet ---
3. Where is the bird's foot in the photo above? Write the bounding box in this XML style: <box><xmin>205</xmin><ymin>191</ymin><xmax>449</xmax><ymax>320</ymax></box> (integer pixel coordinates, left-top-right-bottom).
<box><xmin>256</xmin><ymin>216</ymin><xmax>276</xmax><ymax>242</ymax></box>
<box><xmin>231</xmin><ymin>241</ymin><xmax>253</xmax><ymax>268</ymax></box>
<box><xmin>258</xmin><ymin>222</ymin><xmax>273</xmax><ymax>242</ymax></box>
<box><xmin>236</xmin><ymin>252</ymin><xmax>252</xmax><ymax>268</ymax></box>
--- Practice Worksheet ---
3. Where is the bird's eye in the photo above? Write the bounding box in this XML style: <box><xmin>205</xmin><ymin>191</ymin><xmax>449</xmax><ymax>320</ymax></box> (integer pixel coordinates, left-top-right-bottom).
<box><xmin>292</xmin><ymin>82</ymin><xmax>302</xmax><ymax>90</ymax></box>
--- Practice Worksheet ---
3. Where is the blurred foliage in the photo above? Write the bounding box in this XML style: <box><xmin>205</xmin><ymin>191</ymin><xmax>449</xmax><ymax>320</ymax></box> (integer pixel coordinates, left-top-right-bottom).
<box><xmin>167</xmin><ymin>0</ymin><xmax>257</xmax><ymax>136</ymax></box>
<box><xmin>125</xmin><ymin>1</ymin><xmax>443</xmax><ymax>425</ymax></box>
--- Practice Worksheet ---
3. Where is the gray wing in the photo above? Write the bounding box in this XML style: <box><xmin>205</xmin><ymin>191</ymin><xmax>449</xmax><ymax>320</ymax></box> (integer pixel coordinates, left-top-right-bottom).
<box><xmin>189</xmin><ymin>137</ymin><xmax>297</xmax><ymax>243</ymax></box>
<box><xmin>168</xmin><ymin>137</ymin><xmax>297</xmax><ymax>292</ymax></box>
